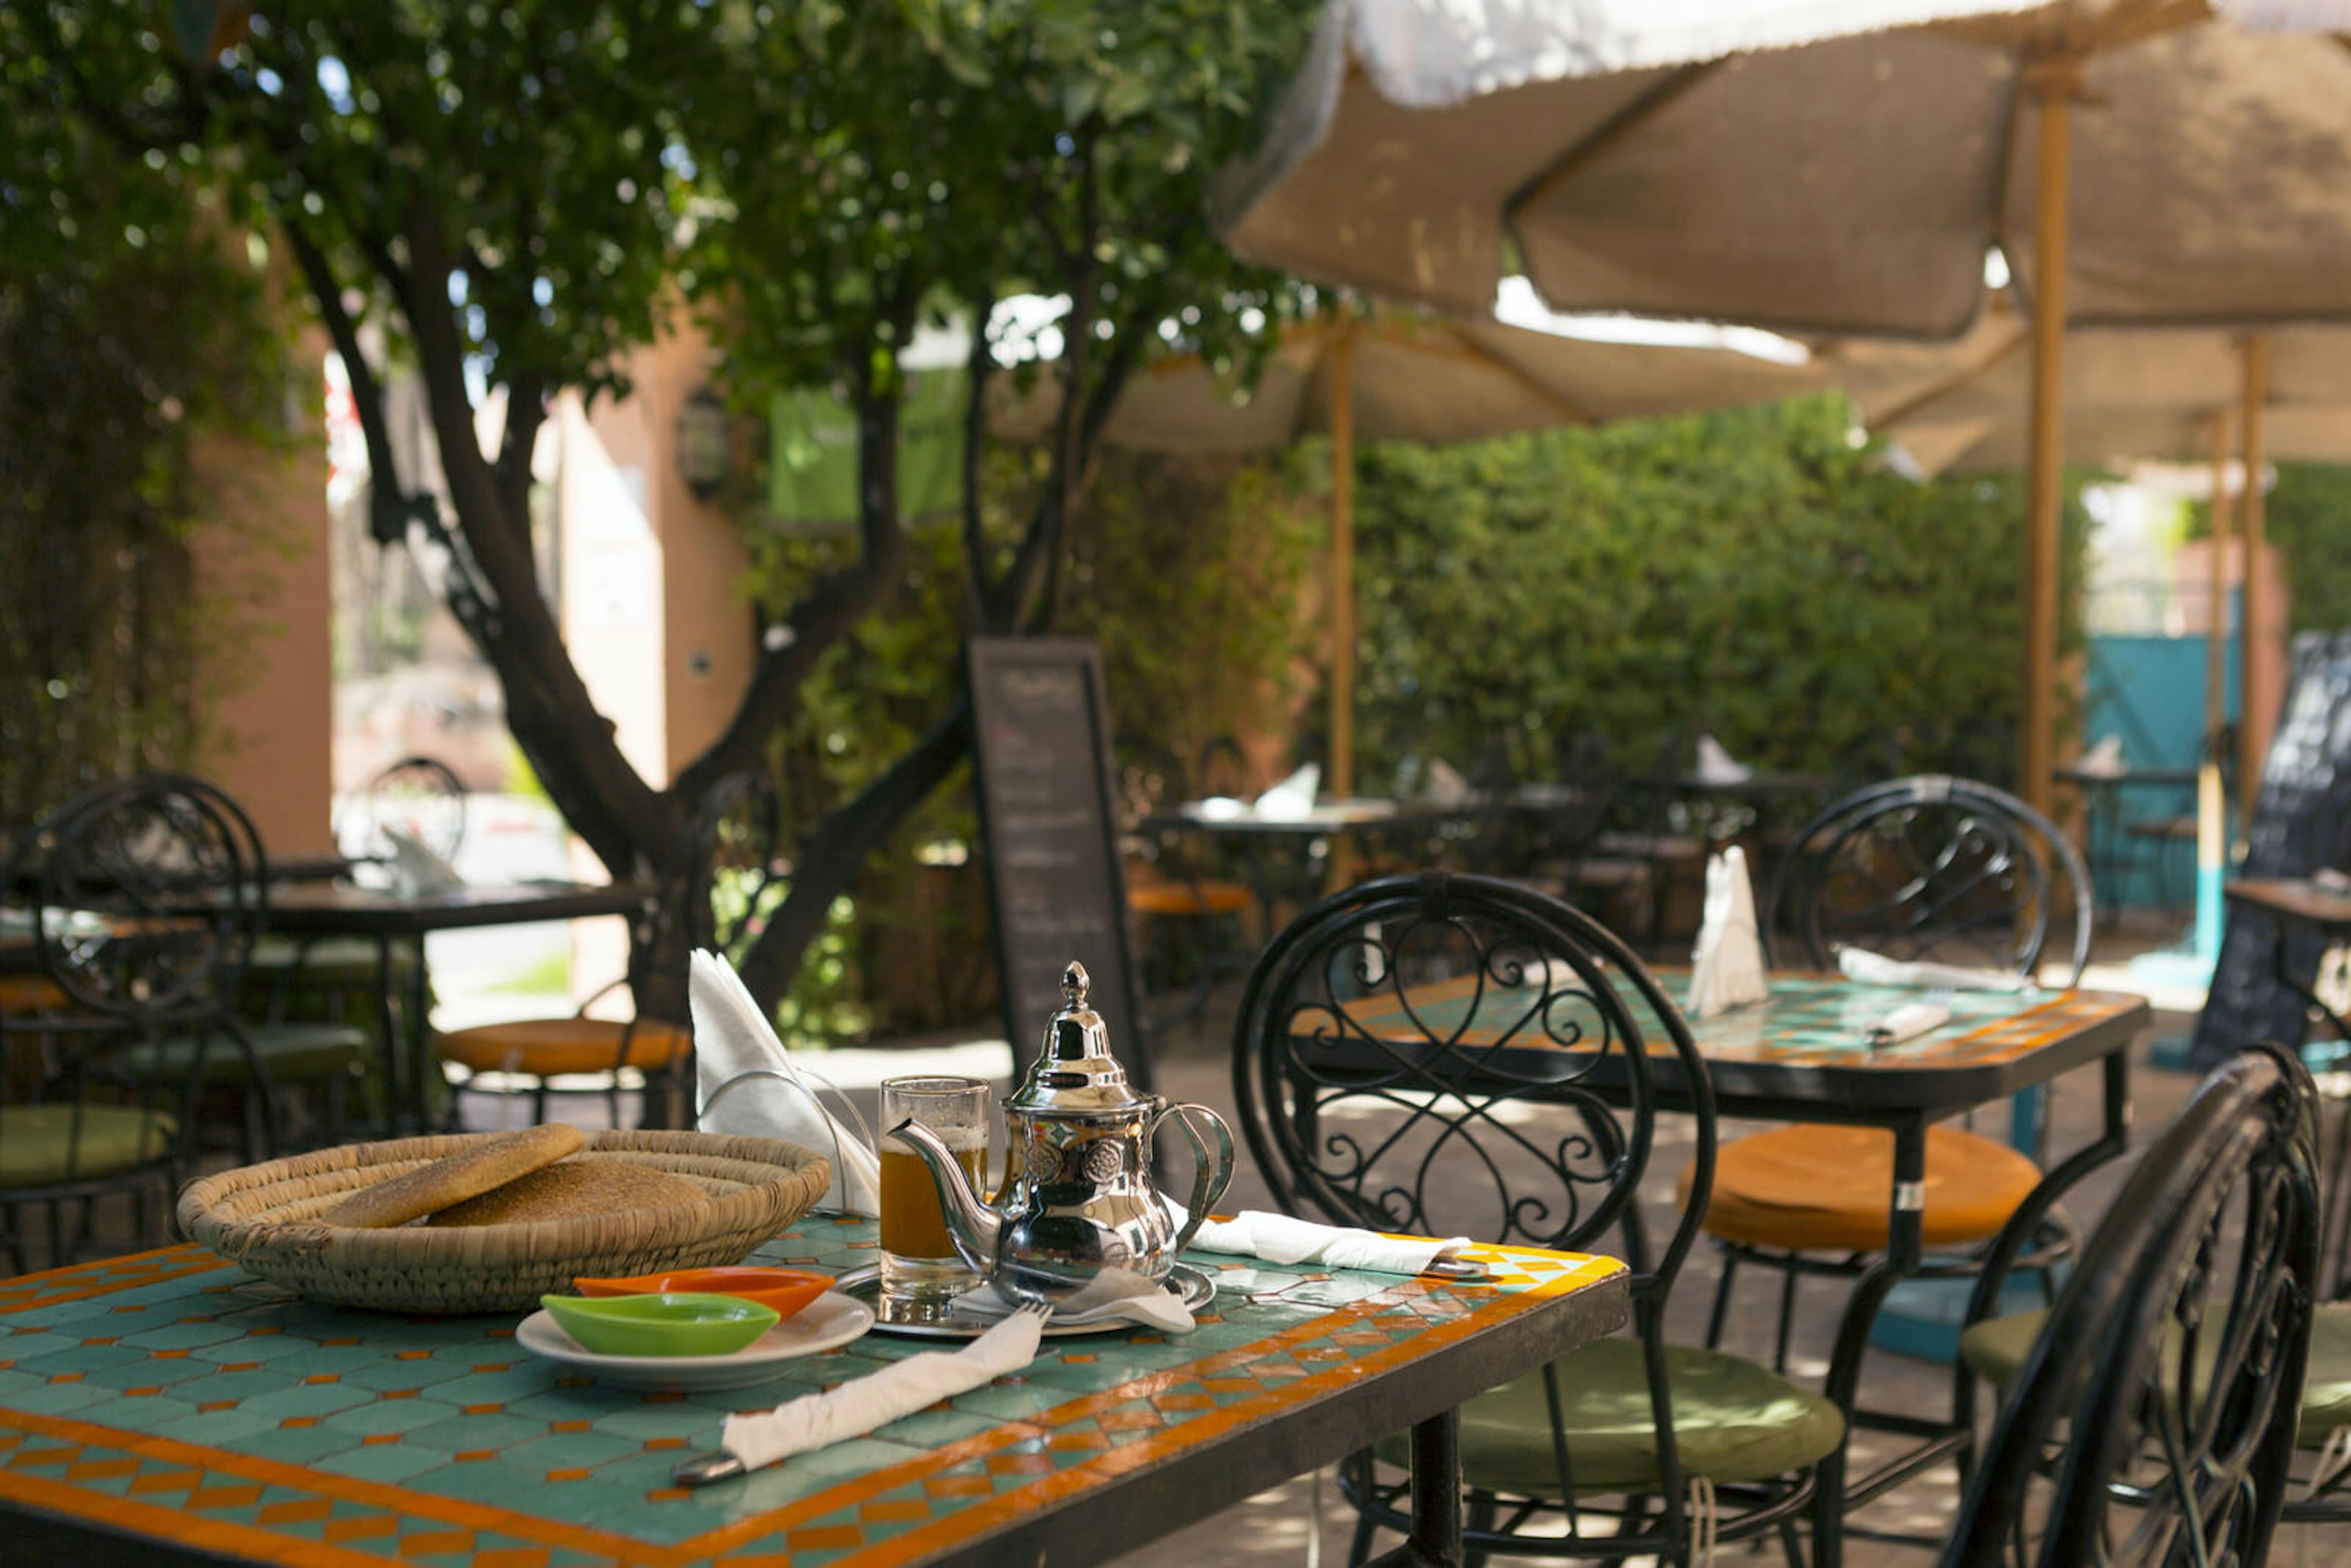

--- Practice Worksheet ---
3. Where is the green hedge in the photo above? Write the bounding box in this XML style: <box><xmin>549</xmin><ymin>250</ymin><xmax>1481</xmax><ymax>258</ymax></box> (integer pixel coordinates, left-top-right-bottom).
<box><xmin>1346</xmin><ymin>394</ymin><xmax>2091</xmax><ymax>791</ymax></box>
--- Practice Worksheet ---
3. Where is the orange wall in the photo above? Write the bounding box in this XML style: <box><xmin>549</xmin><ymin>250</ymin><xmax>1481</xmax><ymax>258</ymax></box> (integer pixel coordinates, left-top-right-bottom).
<box><xmin>189</xmin><ymin>370</ymin><xmax>336</xmax><ymax>857</ymax></box>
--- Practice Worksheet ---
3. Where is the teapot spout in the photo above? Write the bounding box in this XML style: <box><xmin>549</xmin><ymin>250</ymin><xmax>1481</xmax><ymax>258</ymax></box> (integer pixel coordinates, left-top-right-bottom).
<box><xmin>886</xmin><ymin>1117</ymin><xmax>1000</xmax><ymax>1273</ymax></box>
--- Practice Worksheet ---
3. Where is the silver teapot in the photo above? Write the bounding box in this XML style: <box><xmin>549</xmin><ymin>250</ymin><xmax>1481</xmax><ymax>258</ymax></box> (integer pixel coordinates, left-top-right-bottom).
<box><xmin>890</xmin><ymin>962</ymin><xmax>1235</xmax><ymax>1305</ymax></box>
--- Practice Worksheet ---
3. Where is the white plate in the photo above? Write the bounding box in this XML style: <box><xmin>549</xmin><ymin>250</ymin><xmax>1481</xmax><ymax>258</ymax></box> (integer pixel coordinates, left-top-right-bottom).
<box><xmin>515</xmin><ymin>1291</ymin><xmax>874</xmax><ymax>1391</ymax></box>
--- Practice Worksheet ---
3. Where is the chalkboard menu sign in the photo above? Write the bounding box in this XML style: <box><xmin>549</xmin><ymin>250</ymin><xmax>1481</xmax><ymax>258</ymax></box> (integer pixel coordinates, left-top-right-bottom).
<box><xmin>967</xmin><ymin>638</ymin><xmax>1151</xmax><ymax>1088</ymax></box>
<box><xmin>2189</xmin><ymin>630</ymin><xmax>2351</xmax><ymax>1069</ymax></box>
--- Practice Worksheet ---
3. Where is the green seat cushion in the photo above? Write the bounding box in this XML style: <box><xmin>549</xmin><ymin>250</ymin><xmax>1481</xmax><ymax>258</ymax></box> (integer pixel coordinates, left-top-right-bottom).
<box><xmin>1376</xmin><ymin>1338</ymin><xmax>1845</xmax><ymax>1494</ymax></box>
<box><xmin>1960</xmin><ymin>1303</ymin><xmax>2350</xmax><ymax>1449</ymax></box>
<box><xmin>113</xmin><ymin>1022</ymin><xmax>370</xmax><ymax>1087</ymax></box>
<box><xmin>1</xmin><ymin>1105</ymin><xmax>176</xmax><ymax>1187</ymax></box>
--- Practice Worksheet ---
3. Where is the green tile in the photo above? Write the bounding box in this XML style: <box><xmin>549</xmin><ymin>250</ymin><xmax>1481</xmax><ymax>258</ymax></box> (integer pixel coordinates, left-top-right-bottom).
<box><xmin>400</xmin><ymin>1410</ymin><xmax>557</xmax><ymax>1452</ymax></box>
<box><xmin>179</xmin><ymin>1368</ymin><xmax>306</xmax><ymax>1402</ymax></box>
<box><xmin>81</xmin><ymin>1357</ymin><xmax>220</xmax><ymax>1390</ymax></box>
<box><xmin>318</xmin><ymin>1399</ymin><xmax>458</xmax><ymax>1438</ymax></box>
<box><xmin>227</xmin><ymin>1425</ymin><xmax>366</xmax><ymax>1463</ymax></box>
<box><xmin>418</xmin><ymin>1368</ymin><xmax>552</xmax><ymax>1406</ymax></box>
<box><xmin>503</xmin><ymin>1429</ymin><xmax>642</xmax><ymax>1471</ymax></box>
<box><xmin>504</xmin><ymin>1385</ymin><xmax>638</xmax><ymax>1422</ymax></box>
<box><xmin>953</xmin><ymin>1381</ymin><xmax>1068</xmax><ymax>1420</ymax></box>
<box><xmin>342</xmin><ymin>1357</ymin><xmax>471</xmax><ymax>1394</ymax></box>
<box><xmin>1024</xmin><ymin>1359</ymin><xmax>1155</xmax><ymax>1393</ymax></box>
<box><xmin>313</xmin><ymin>1442</ymin><xmax>455</xmax><ymax>1485</ymax></box>
<box><xmin>402</xmin><ymin>1453</ymin><xmax>558</xmax><ymax>1506</ymax></box>
<box><xmin>236</xmin><ymin>1381</ymin><xmax>374</xmax><ymax>1420</ymax></box>
<box><xmin>6</xmin><ymin>1380</ymin><xmax>117</xmax><ymax>1414</ymax></box>
<box><xmin>15</xmin><ymin>1343</ymin><xmax>149</xmax><ymax>1375</ymax></box>
<box><xmin>145</xmin><ymin>1406</ymin><xmax>282</xmax><ymax>1445</ymax></box>
<box><xmin>872</xmin><ymin>1406</ymin><xmax>1003</xmax><ymax>1446</ymax></box>
<box><xmin>69</xmin><ymin>1393</ymin><xmax>203</xmax><ymax>1432</ymax></box>
<box><xmin>595</xmin><ymin>1401</ymin><xmax>728</xmax><ymax>1441</ymax></box>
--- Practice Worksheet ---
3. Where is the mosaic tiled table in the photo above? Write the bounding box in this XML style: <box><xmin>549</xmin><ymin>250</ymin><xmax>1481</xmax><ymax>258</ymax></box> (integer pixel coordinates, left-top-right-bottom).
<box><xmin>0</xmin><ymin>1216</ymin><xmax>1627</xmax><ymax>1567</ymax></box>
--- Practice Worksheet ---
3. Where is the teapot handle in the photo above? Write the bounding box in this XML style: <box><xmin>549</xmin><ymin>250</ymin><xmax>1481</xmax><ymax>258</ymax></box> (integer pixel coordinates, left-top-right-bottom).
<box><xmin>1150</xmin><ymin>1100</ymin><xmax>1235</xmax><ymax>1254</ymax></box>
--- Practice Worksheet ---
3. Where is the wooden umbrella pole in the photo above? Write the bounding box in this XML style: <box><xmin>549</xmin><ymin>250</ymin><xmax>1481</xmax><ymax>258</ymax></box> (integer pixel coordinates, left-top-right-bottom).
<box><xmin>1329</xmin><ymin>318</ymin><xmax>1358</xmax><ymax>803</ymax></box>
<box><xmin>2019</xmin><ymin>54</ymin><xmax>2077</xmax><ymax>819</ymax></box>
<box><xmin>2237</xmin><ymin>332</ymin><xmax>2272</xmax><ymax>806</ymax></box>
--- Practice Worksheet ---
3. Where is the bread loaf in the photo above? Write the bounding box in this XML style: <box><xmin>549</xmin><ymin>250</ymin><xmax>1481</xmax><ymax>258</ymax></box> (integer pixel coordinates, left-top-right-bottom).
<box><xmin>424</xmin><ymin>1157</ymin><xmax>706</xmax><ymax>1226</ymax></box>
<box><xmin>321</xmin><ymin>1125</ymin><xmax>585</xmax><ymax>1229</ymax></box>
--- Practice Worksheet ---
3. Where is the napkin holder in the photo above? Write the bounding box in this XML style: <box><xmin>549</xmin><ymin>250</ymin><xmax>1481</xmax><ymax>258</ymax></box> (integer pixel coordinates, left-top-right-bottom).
<box><xmin>1688</xmin><ymin>846</ymin><xmax>1770</xmax><ymax>1018</ymax></box>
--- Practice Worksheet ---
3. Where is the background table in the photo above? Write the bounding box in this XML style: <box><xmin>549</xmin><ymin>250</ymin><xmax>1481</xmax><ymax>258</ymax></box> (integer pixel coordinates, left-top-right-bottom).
<box><xmin>0</xmin><ymin>1216</ymin><xmax>1625</xmax><ymax>1568</ymax></box>
<box><xmin>247</xmin><ymin>882</ymin><xmax>656</xmax><ymax>1133</ymax></box>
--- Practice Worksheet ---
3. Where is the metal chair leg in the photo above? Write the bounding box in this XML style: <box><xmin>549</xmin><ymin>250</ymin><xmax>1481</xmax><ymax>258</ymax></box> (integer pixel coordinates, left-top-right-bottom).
<box><xmin>1772</xmin><ymin>1266</ymin><xmax>1800</xmax><ymax>1375</ymax></box>
<box><xmin>1706</xmin><ymin>1250</ymin><xmax>1741</xmax><ymax>1349</ymax></box>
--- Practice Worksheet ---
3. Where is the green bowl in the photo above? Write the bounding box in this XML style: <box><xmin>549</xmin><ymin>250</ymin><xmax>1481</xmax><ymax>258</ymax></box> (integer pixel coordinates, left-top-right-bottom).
<box><xmin>539</xmin><ymin>1291</ymin><xmax>781</xmax><ymax>1357</ymax></box>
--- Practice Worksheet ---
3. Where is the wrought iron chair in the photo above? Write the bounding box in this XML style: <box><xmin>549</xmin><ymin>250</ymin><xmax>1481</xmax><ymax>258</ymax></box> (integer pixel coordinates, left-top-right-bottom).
<box><xmin>1</xmin><ymin>778</ymin><xmax>366</xmax><ymax>1264</ymax></box>
<box><xmin>337</xmin><ymin>754</ymin><xmax>469</xmax><ymax>867</ymax></box>
<box><xmin>1233</xmin><ymin>873</ymin><xmax>1845</xmax><ymax>1566</ymax></box>
<box><xmin>1945</xmin><ymin>1041</ymin><xmax>2327</xmax><ymax>1564</ymax></box>
<box><xmin>1697</xmin><ymin>777</ymin><xmax>2093</xmax><ymax>1375</ymax></box>
<box><xmin>435</xmin><ymin>773</ymin><xmax>783</xmax><ymax>1129</ymax></box>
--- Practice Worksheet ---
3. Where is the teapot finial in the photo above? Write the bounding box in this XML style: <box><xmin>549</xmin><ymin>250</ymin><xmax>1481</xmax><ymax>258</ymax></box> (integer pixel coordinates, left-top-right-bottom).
<box><xmin>1061</xmin><ymin>961</ymin><xmax>1089</xmax><ymax>1005</ymax></box>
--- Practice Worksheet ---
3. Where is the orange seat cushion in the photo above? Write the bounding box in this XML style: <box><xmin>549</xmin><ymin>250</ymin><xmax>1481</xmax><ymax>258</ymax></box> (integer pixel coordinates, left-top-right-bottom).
<box><xmin>1679</xmin><ymin>1123</ymin><xmax>2044</xmax><ymax>1253</ymax></box>
<box><xmin>436</xmin><ymin>1018</ymin><xmax>691</xmax><ymax>1078</ymax></box>
<box><xmin>0</xmin><ymin>976</ymin><xmax>67</xmax><ymax>1015</ymax></box>
<box><xmin>1128</xmin><ymin>880</ymin><xmax>1254</xmax><ymax>917</ymax></box>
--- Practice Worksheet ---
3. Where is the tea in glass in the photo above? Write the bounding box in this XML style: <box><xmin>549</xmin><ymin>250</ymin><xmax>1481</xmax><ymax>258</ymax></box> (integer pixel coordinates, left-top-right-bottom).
<box><xmin>878</xmin><ymin>1075</ymin><xmax>994</xmax><ymax>1321</ymax></box>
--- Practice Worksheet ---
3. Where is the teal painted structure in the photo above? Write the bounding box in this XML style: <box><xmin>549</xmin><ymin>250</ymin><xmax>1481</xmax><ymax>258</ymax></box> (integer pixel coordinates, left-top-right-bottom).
<box><xmin>2076</xmin><ymin>621</ymin><xmax>2240</xmax><ymax>910</ymax></box>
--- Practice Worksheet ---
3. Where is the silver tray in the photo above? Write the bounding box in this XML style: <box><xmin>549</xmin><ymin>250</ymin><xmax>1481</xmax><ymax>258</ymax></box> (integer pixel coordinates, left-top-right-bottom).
<box><xmin>832</xmin><ymin>1262</ymin><xmax>1215</xmax><ymax>1339</ymax></box>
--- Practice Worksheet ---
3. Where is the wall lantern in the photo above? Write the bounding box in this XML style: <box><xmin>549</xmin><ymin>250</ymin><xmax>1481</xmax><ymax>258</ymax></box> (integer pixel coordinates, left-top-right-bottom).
<box><xmin>675</xmin><ymin>386</ymin><xmax>732</xmax><ymax>501</ymax></box>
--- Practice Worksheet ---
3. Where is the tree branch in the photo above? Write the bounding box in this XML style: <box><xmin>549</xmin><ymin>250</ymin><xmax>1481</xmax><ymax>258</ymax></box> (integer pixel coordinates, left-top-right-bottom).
<box><xmin>733</xmin><ymin>695</ymin><xmax>975</xmax><ymax>1005</ymax></box>
<box><xmin>280</xmin><ymin>217</ymin><xmax>426</xmax><ymax>550</ymax></box>
<box><xmin>961</xmin><ymin>288</ymin><xmax>1001</xmax><ymax>631</ymax></box>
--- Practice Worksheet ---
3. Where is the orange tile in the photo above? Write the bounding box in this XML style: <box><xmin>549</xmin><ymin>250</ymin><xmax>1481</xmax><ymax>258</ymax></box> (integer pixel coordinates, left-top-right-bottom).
<box><xmin>454</xmin><ymin>1450</ymin><xmax>498</xmax><ymax>1463</ymax></box>
<box><xmin>362</xmin><ymin>1435</ymin><xmax>402</xmax><ymax>1447</ymax></box>
<box><xmin>1048</xmin><ymin>1431</ymin><xmax>1109</xmax><ymax>1453</ymax></box>
<box><xmin>258</xmin><ymin>1498</ymin><xmax>334</xmax><ymax>1525</ymax></box>
<box><xmin>325</xmin><ymin>1514</ymin><xmax>400</xmax><ymax>1544</ymax></box>
<box><xmin>279</xmin><ymin>1417</ymin><xmax>319</xmax><ymax>1430</ymax></box>
<box><xmin>64</xmin><ymin>1458</ymin><xmax>138</xmax><ymax>1482</ymax></box>
<box><xmin>382</xmin><ymin>1389</ymin><xmax>419</xmax><ymax>1400</ymax></box>
<box><xmin>198</xmin><ymin>1401</ymin><xmax>238</xmax><ymax>1413</ymax></box>
<box><xmin>396</xmin><ymin>1528</ymin><xmax>474</xmax><ymax>1557</ymax></box>
<box><xmin>9</xmin><ymin>1446</ymin><xmax>78</xmax><ymax>1468</ymax></box>
<box><xmin>472</xmin><ymin>1550</ymin><xmax>549</xmax><ymax>1568</ymax></box>
<box><xmin>923</xmin><ymin>1474</ymin><xmax>992</xmax><ymax>1499</ymax></box>
<box><xmin>186</xmin><ymin>1484</ymin><xmax>265</xmax><ymax>1510</ymax></box>
<box><xmin>219</xmin><ymin>1362</ymin><xmax>261</xmax><ymax>1372</ymax></box>
<box><xmin>45</xmin><ymin>1373</ymin><xmax>83</xmax><ymax>1385</ymax></box>
<box><xmin>151</xmin><ymin>1349</ymin><xmax>190</xmax><ymax>1360</ymax></box>
<box><xmin>860</xmin><ymin>1498</ymin><xmax>931</xmax><ymax>1523</ymax></box>
<box><xmin>468</xmin><ymin>1363</ymin><xmax>511</xmax><ymax>1374</ymax></box>
<box><xmin>544</xmin><ymin>1468</ymin><xmax>594</xmax><ymax>1482</ymax></box>
<box><xmin>462</xmin><ymin>1403</ymin><xmax>503</xmax><ymax>1416</ymax></box>
<box><xmin>986</xmin><ymin>1452</ymin><xmax>1052</xmax><ymax>1476</ymax></box>
<box><xmin>643</xmin><ymin>1438</ymin><xmax>688</xmax><ymax>1452</ymax></box>
<box><xmin>1097</xmin><ymin>1409</ymin><xmax>1161</xmax><ymax>1431</ymax></box>
<box><xmin>122</xmin><ymin>1387</ymin><xmax>166</xmax><ymax>1397</ymax></box>
<box><xmin>550</xmin><ymin>1420</ymin><xmax>592</xmax><ymax>1433</ymax></box>
<box><xmin>129</xmin><ymin>1468</ymin><xmax>200</xmax><ymax>1495</ymax></box>
<box><xmin>301</xmin><ymin>1373</ymin><xmax>340</xmax><ymax>1386</ymax></box>
<box><xmin>786</xmin><ymin>1526</ymin><xmax>863</xmax><ymax>1551</ymax></box>
<box><xmin>645</xmin><ymin>1488</ymin><xmax>691</xmax><ymax>1503</ymax></box>
<box><xmin>395</xmin><ymin>1350</ymin><xmax>432</xmax><ymax>1361</ymax></box>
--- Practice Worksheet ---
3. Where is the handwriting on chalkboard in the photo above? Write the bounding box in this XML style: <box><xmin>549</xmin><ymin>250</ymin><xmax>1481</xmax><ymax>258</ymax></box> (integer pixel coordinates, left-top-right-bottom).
<box><xmin>967</xmin><ymin>639</ymin><xmax>1150</xmax><ymax>1088</ymax></box>
<box><xmin>2190</xmin><ymin>630</ymin><xmax>2351</xmax><ymax>1069</ymax></box>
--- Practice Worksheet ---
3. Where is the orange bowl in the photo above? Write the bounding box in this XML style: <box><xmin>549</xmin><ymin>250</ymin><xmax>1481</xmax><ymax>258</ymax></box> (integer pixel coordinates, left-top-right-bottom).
<box><xmin>572</xmin><ymin>1266</ymin><xmax>834</xmax><ymax>1321</ymax></box>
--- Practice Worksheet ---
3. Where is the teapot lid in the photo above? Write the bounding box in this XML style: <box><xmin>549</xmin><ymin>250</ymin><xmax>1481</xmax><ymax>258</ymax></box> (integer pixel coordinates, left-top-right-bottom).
<box><xmin>1008</xmin><ymin>962</ymin><xmax>1148</xmax><ymax>1115</ymax></box>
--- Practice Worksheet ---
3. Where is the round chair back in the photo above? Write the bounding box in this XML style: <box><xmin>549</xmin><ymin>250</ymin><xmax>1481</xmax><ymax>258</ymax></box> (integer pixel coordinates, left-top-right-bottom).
<box><xmin>1231</xmin><ymin>871</ymin><xmax>1715</xmax><ymax>1291</ymax></box>
<box><xmin>1944</xmin><ymin>1043</ymin><xmax>2322</xmax><ymax>1568</ymax></box>
<box><xmin>1767</xmin><ymin>775</ymin><xmax>2092</xmax><ymax>985</ymax></box>
<box><xmin>340</xmin><ymin>755</ymin><xmax>467</xmax><ymax>866</ymax></box>
<box><xmin>29</xmin><ymin>774</ymin><xmax>267</xmax><ymax>1021</ymax></box>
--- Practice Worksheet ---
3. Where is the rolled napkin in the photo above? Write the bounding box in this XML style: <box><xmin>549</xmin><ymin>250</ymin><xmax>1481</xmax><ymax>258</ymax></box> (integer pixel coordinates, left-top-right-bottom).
<box><xmin>1694</xmin><ymin>734</ymin><xmax>1752</xmax><ymax>786</ymax></box>
<box><xmin>951</xmin><ymin>1267</ymin><xmax>1196</xmax><ymax>1333</ymax></box>
<box><xmin>1863</xmin><ymin>999</ymin><xmax>1952</xmax><ymax>1046</ymax></box>
<box><xmin>1688</xmin><ymin>846</ymin><xmax>1771</xmax><ymax>1018</ymax></box>
<box><xmin>1180</xmin><ymin>1207</ymin><xmax>1467</xmax><ymax>1274</ymax></box>
<box><xmin>721</xmin><ymin>1309</ymin><xmax>1044</xmax><ymax>1472</ymax></box>
<box><xmin>1254</xmin><ymin>762</ymin><xmax>1321</xmax><ymax>821</ymax></box>
<box><xmin>1837</xmin><ymin>946</ymin><xmax>2033</xmax><ymax>994</ymax></box>
<box><xmin>691</xmin><ymin>949</ymin><xmax>882</xmax><ymax>1211</ymax></box>
<box><xmin>383</xmin><ymin>825</ymin><xmax>466</xmax><ymax>895</ymax></box>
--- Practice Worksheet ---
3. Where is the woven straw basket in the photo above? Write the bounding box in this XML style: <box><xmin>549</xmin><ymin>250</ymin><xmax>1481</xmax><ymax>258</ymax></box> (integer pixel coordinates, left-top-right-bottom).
<box><xmin>178</xmin><ymin>1130</ymin><xmax>831</xmax><ymax>1315</ymax></box>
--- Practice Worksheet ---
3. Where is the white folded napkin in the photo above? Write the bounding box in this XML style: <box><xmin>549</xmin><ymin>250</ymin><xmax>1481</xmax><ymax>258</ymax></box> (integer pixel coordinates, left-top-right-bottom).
<box><xmin>951</xmin><ymin>1268</ymin><xmax>1195</xmax><ymax>1333</ymax></box>
<box><xmin>1254</xmin><ymin>763</ymin><xmax>1321</xmax><ymax>821</ymax></box>
<box><xmin>1423</xmin><ymin>758</ymin><xmax>1472</xmax><ymax>806</ymax></box>
<box><xmin>1180</xmin><ymin>1208</ymin><xmax>1466</xmax><ymax>1274</ymax></box>
<box><xmin>1688</xmin><ymin>847</ymin><xmax>1771</xmax><ymax>1018</ymax></box>
<box><xmin>691</xmin><ymin>950</ymin><xmax>881</xmax><ymax>1212</ymax></box>
<box><xmin>1694</xmin><ymin>735</ymin><xmax>1752</xmax><ymax>786</ymax></box>
<box><xmin>1191</xmin><ymin>795</ymin><xmax>1251</xmax><ymax>820</ymax></box>
<box><xmin>2075</xmin><ymin>734</ymin><xmax>2126</xmax><ymax>779</ymax></box>
<box><xmin>1837</xmin><ymin>946</ymin><xmax>2033</xmax><ymax>994</ymax></box>
<box><xmin>383</xmin><ymin>826</ymin><xmax>466</xmax><ymax>895</ymax></box>
<box><xmin>721</xmin><ymin>1309</ymin><xmax>1044</xmax><ymax>1471</ymax></box>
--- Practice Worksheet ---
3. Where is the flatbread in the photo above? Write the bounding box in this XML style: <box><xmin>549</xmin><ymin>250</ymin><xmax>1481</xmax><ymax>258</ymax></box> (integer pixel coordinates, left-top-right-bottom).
<box><xmin>321</xmin><ymin>1125</ymin><xmax>585</xmax><ymax>1229</ymax></box>
<box><xmin>423</xmin><ymin>1157</ymin><xmax>706</xmax><ymax>1226</ymax></box>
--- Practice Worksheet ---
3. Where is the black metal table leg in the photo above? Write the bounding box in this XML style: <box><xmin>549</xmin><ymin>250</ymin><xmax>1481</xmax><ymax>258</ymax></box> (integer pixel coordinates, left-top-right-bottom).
<box><xmin>371</xmin><ymin>934</ymin><xmax>400</xmax><ymax>1130</ymax></box>
<box><xmin>407</xmin><ymin>932</ymin><xmax>432</xmax><ymax>1133</ymax></box>
<box><xmin>1365</xmin><ymin>1408</ymin><xmax>1463</xmax><ymax>1568</ymax></box>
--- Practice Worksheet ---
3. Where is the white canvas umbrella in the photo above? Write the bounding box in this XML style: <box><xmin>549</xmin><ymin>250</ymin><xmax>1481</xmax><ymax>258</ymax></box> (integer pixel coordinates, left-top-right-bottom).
<box><xmin>995</xmin><ymin>310</ymin><xmax>1824</xmax><ymax>795</ymax></box>
<box><xmin>1215</xmin><ymin>0</ymin><xmax>2351</xmax><ymax>812</ymax></box>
